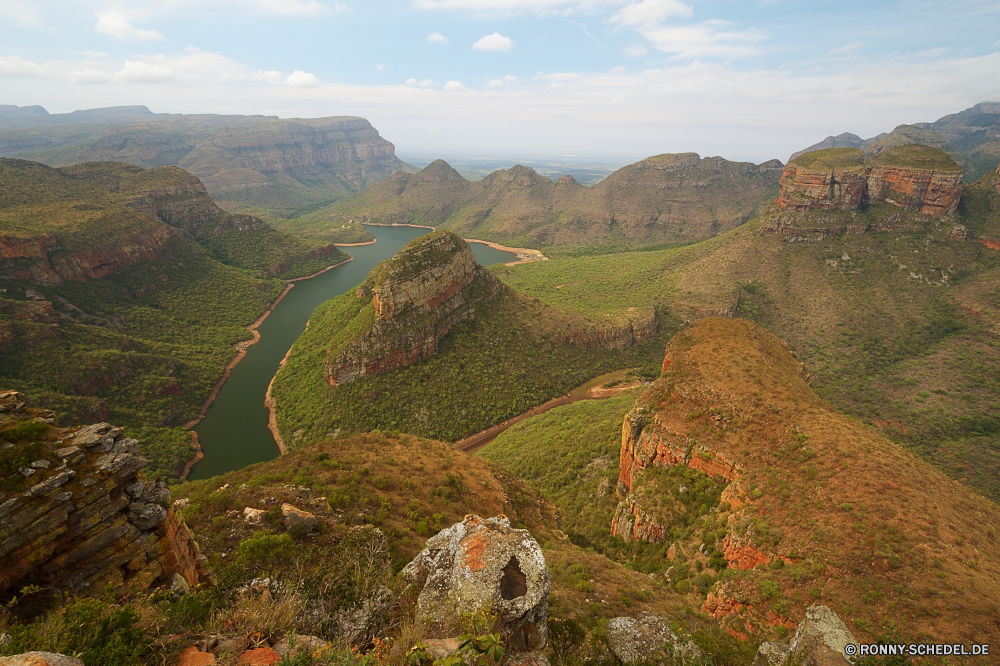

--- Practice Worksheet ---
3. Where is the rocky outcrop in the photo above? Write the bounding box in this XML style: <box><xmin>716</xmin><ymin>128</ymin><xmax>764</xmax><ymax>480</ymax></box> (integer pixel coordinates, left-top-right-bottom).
<box><xmin>607</xmin><ymin>613</ymin><xmax>704</xmax><ymax>664</ymax></box>
<box><xmin>776</xmin><ymin>146</ymin><xmax>962</xmax><ymax>216</ymax></box>
<box><xmin>866</xmin><ymin>164</ymin><xmax>962</xmax><ymax>215</ymax></box>
<box><xmin>402</xmin><ymin>514</ymin><xmax>550</xmax><ymax>653</ymax></box>
<box><xmin>326</xmin><ymin>231</ymin><xmax>504</xmax><ymax>386</ymax></box>
<box><xmin>752</xmin><ymin>605</ymin><xmax>857</xmax><ymax>666</ymax></box>
<box><xmin>777</xmin><ymin>160</ymin><xmax>867</xmax><ymax>212</ymax></box>
<box><xmin>0</xmin><ymin>223</ymin><xmax>180</xmax><ymax>287</ymax></box>
<box><xmin>560</xmin><ymin>307</ymin><xmax>657</xmax><ymax>350</ymax></box>
<box><xmin>0</xmin><ymin>395</ymin><xmax>207</xmax><ymax>601</ymax></box>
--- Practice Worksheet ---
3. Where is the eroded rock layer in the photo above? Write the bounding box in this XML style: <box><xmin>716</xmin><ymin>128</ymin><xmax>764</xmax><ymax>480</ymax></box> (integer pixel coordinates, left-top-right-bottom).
<box><xmin>326</xmin><ymin>231</ymin><xmax>504</xmax><ymax>386</ymax></box>
<box><xmin>0</xmin><ymin>393</ymin><xmax>207</xmax><ymax>599</ymax></box>
<box><xmin>776</xmin><ymin>146</ymin><xmax>962</xmax><ymax>216</ymax></box>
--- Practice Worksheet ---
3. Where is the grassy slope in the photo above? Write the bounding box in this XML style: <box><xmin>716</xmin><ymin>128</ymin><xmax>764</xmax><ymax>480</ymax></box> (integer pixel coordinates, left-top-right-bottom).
<box><xmin>497</xmin><ymin>178</ymin><xmax>1000</xmax><ymax>502</ymax></box>
<box><xmin>271</xmin><ymin>278</ymin><xmax>673</xmax><ymax>448</ymax></box>
<box><xmin>477</xmin><ymin>392</ymin><xmax>636</xmax><ymax>555</ymax></box>
<box><xmin>0</xmin><ymin>159</ymin><xmax>337</xmax><ymax>478</ymax></box>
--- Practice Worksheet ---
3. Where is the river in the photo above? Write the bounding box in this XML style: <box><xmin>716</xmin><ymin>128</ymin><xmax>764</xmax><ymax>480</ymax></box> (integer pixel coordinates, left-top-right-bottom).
<box><xmin>188</xmin><ymin>225</ymin><xmax>517</xmax><ymax>480</ymax></box>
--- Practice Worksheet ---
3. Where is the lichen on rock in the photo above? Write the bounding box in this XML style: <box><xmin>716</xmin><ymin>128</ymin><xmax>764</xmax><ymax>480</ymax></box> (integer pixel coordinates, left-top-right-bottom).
<box><xmin>402</xmin><ymin>514</ymin><xmax>550</xmax><ymax>652</ymax></box>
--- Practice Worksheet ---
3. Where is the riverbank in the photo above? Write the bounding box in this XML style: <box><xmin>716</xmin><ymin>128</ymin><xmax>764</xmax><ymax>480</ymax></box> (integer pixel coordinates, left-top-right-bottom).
<box><xmin>363</xmin><ymin>223</ymin><xmax>547</xmax><ymax>266</ymax></box>
<box><xmin>180</xmin><ymin>257</ymin><xmax>352</xmax><ymax>479</ymax></box>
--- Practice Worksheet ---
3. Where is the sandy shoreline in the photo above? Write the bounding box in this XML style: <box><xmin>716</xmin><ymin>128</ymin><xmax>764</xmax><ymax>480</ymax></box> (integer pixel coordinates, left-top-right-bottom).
<box><xmin>179</xmin><ymin>257</ymin><xmax>352</xmax><ymax>479</ymax></box>
<box><xmin>357</xmin><ymin>223</ymin><xmax>547</xmax><ymax>265</ymax></box>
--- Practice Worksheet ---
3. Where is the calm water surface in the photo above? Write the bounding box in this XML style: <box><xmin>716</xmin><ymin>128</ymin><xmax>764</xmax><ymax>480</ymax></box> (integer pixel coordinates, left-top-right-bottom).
<box><xmin>188</xmin><ymin>226</ymin><xmax>516</xmax><ymax>480</ymax></box>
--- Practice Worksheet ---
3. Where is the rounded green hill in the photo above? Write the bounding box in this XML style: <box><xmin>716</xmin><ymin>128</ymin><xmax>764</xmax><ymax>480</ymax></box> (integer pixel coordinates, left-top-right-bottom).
<box><xmin>787</xmin><ymin>147</ymin><xmax>864</xmax><ymax>172</ymax></box>
<box><xmin>866</xmin><ymin>143</ymin><xmax>962</xmax><ymax>171</ymax></box>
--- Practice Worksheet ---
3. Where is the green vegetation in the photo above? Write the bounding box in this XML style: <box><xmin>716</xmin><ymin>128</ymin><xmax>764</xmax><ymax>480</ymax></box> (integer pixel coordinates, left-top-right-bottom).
<box><xmin>866</xmin><ymin>144</ymin><xmax>962</xmax><ymax>171</ymax></box>
<box><xmin>498</xmin><ymin>185</ymin><xmax>1000</xmax><ymax>501</ymax></box>
<box><xmin>0</xmin><ymin>159</ymin><xmax>330</xmax><ymax>479</ymax></box>
<box><xmin>788</xmin><ymin>147</ymin><xmax>864</xmax><ymax>171</ymax></box>
<box><xmin>477</xmin><ymin>394</ymin><xmax>634</xmax><ymax>552</ymax></box>
<box><xmin>271</xmin><ymin>281</ymin><xmax>677</xmax><ymax>446</ymax></box>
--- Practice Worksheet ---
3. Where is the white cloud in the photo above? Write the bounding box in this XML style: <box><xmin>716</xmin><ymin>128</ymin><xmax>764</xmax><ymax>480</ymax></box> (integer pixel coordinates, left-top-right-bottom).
<box><xmin>485</xmin><ymin>74</ymin><xmax>516</xmax><ymax>87</ymax></box>
<box><xmin>113</xmin><ymin>60</ymin><xmax>175</xmax><ymax>83</ymax></box>
<box><xmin>538</xmin><ymin>72</ymin><xmax>583</xmax><ymax>81</ymax></box>
<box><xmin>82</xmin><ymin>51</ymin><xmax>109</xmax><ymax>59</ymax></box>
<box><xmin>639</xmin><ymin>23</ymin><xmax>762</xmax><ymax>58</ymax></box>
<box><xmin>255</xmin><ymin>0</ymin><xmax>335</xmax><ymax>16</ymax></box>
<box><xmin>406</xmin><ymin>77</ymin><xmax>436</xmax><ymax>86</ymax></box>
<box><xmin>427</xmin><ymin>32</ymin><xmax>448</xmax><ymax>43</ymax></box>
<box><xmin>71</xmin><ymin>68</ymin><xmax>113</xmax><ymax>84</ymax></box>
<box><xmin>95</xmin><ymin>11</ymin><xmax>166</xmax><ymax>42</ymax></box>
<box><xmin>0</xmin><ymin>1</ymin><xmax>47</xmax><ymax>29</ymax></box>
<box><xmin>473</xmin><ymin>32</ymin><xmax>514</xmax><ymax>51</ymax></box>
<box><xmin>609</xmin><ymin>0</ymin><xmax>691</xmax><ymax>27</ymax></box>
<box><xmin>443</xmin><ymin>80</ymin><xmax>467</xmax><ymax>91</ymax></box>
<box><xmin>0</xmin><ymin>55</ymin><xmax>50</xmax><ymax>78</ymax></box>
<box><xmin>376</xmin><ymin>64</ymin><xmax>385</xmax><ymax>70</ymax></box>
<box><xmin>256</xmin><ymin>70</ymin><xmax>284</xmax><ymax>84</ymax></box>
<box><xmin>285</xmin><ymin>70</ymin><xmax>320</xmax><ymax>87</ymax></box>
<box><xmin>829</xmin><ymin>41</ymin><xmax>864</xmax><ymax>55</ymax></box>
<box><xmin>624</xmin><ymin>45</ymin><xmax>647</xmax><ymax>56</ymax></box>
<box><xmin>416</xmin><ymin>0</ymin><xmax>619</xmax><ymax>8</ymax></box>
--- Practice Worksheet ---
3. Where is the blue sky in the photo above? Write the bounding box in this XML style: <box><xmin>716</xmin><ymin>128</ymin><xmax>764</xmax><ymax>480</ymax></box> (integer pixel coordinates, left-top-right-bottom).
<box><xmin>2</xmin><ymin>0</ymin><xmax>1000</xmax><ymax>164</ymax></box>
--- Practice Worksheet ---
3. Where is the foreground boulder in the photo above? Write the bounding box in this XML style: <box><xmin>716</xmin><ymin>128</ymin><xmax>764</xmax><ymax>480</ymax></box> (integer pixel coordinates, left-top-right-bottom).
<box><xmin>403</xmin><ymin>514</ymin><xmax>550</xmax><ymax>652</ymax></box>
<box><xmin>607</xmin><ymin>612</ymin><xmax>705</xmax><ymax>664</ymax></box>
<box><xmin>753</xmin><ymin>605</ymin><xmax>856</xmax><ymax>666</ymax></box>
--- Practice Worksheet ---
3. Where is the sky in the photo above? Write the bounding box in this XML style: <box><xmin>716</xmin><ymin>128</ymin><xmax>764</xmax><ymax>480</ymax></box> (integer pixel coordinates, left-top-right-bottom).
<box><xmin>2</xmin><ymin>0</ymin><xmax>1000</xmax><ymax>164</ymax></box>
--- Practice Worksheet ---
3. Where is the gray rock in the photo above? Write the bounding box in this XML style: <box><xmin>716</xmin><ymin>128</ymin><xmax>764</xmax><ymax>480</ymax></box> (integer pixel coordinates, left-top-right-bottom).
<box><xmin>142</xmin><ymin>481</ymin><xmax>171</xmax><ymax>509</ymax></box>
<box><xmin>53</xmin><ymin>445</ymin><xmax>82</xmax><ymax>460</ymax></box>
<box><xmin>128</xmin><ymin>502</ymin><xmax>167</xmax><ymax>530</ymax></box>
<box><xmin>29</xmin><ymin>460</ymin><xmax>50</xmax><ymax>469</ymax></box>
<box><xmin>788</xmin><ymin>605</ymin><xmax>857</xmax><ymax>665</ymax></box>
<box><xmin>281</xmin><ymin>503</ymin><xmax>317</xmax><ymax>532</ymax></box>
<box><xmin>0</xmin><ymin>652</ymin><xmax>85</xmax><ymax>665</ymax></box>
<box><xmin>273</xmin><ymin>634</ymin><xmax>329</xmax><ymax>660</ymax></box>
<box><xmin>332</xmin><ymin>585</ymin><xmax>393</xmax><ymax>646</ymax></box>
<box><xmin>403</xmin><ymin>514</ymin><xmax>550</xmax><ymax>651</ymax></box>
<box><xmin>73</xmin><ymin>423</ymin><xmax>112</xmax><ymax>447</ymax></box>
<box><xmin>23</xmin><ymin>471</ymin><xmax>75</xmax><ymax>498</ymax></box>
<box><xmin>608</xmin><ymin>613</ymin><xmax>705</xmax><ymax>664</ymax></box>
<box><xmin>169</xmin><ymin>572</ymin><xmax>190</xmax><ymax>597</ymax></box>
<box><xmin>754</xmin><ymin>641</ymin><xmax>792</xmax><ymax>666</ymax></box>
<box><xmin>124</xmin><ymin>480</ymin><xmax>144</xmax><ymax>499</ymax></box>
<box><xmin>506</xmin><ymin>652</ymin><xmax>552</xmax><ymax>666</ymax></box>
<box><xmin>17</xmin><ymin>467</ymin><xmax>35</xmax><ymax>477</ymax></box>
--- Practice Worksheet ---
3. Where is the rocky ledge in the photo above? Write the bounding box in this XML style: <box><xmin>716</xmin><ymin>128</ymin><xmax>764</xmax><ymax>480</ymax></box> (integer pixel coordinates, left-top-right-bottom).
<box><xmin>326</xmin><ymin>231</ymin><xmax>504</xmax><ymax>386</ymax></box>
<box><xmin>0</xmin><ymin>392</ymin><xmax>206</xmax><ymax>603</ymax></box>
<box><xmin>777</xmin><ymin>145</ymin><xmax>962</xmax><ymax>216</ymax></box>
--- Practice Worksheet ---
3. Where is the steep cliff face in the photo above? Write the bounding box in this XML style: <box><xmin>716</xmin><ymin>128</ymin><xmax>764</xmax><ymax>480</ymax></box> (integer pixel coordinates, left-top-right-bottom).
<box><xmin>0</xmin><ymin>392</ymin><xmax>207</xmax><ymax>599</ymax></box>
<box><xmin>326</xmin><ymin>231</ymin><xmax>504</xmax><ymax>386</ymax></box>
<box><xmin>559</xmin><ymin>307</ymin><xmax>657</xmax><ymax>350</ymax></box>
<box><xmin>776</xmin><ymin>148</ymin><xmax>868</xmax><ymax>211</ymax></box>
<box><xmin>0</xmin><ymin>159</ymin><xmax>340</xmax><ymax>285</ymax></box>
<box><xmin>0</xmin><ymin>217</ymin><xmax>180</xmax><ymax>287</ymax></box>
<box><xmin>777</xmin><ymin>145</ymin><xmax>963</xmax><ymax>216</ymax></box>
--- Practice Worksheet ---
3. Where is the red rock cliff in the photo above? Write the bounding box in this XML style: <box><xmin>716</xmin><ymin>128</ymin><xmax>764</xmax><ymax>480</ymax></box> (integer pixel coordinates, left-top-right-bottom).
<box><xmin>776</xmin><ymin>145</ymin><xmax>963</xmax><ymax>216</ymax></box>
<box><xmin>326</xmin><ymin>231</ymin><xmax>504</xmax><ymax>386</ymax></box>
